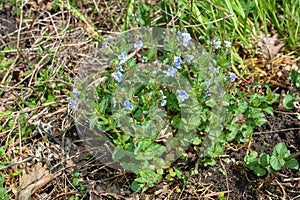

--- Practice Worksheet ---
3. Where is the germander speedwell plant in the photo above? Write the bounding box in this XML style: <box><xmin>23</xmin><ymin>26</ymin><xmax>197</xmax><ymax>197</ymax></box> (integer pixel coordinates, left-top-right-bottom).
<box><xmin>70</xmin><ymin>28</ymin><xmax>289</xmax><ymax>192</ymax></box>
<box><xmin>72</xmin><ymin>27</ymin><xmax>225</xmax><ymax>191</ymax></box>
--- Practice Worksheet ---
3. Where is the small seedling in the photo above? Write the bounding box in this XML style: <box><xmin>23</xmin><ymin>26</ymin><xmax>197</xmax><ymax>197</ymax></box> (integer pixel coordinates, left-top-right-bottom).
<box><xmin>245</xmin><ymin>142</ymin><xmax>299</xmax><ymax>176</ymax></box>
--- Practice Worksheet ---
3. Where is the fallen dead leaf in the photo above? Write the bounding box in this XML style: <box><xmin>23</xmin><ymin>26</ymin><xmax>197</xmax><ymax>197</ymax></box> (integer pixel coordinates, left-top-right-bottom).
<box><xmin>257</xmin><ymin>33</ymin><xmax>285</xmax><ymax>60</ymax></box>
<box><xmin>18</xmin><ymin>163</ymin><xmax>53</xmax><ymax>200</ymax></box>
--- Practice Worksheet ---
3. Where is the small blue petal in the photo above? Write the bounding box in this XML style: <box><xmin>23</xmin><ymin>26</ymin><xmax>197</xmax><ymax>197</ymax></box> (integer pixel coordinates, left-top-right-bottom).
<box><xmin>230</xmin><ymin>73</ymin><xmax>236</xmax><ymax>82</ymax></box>
<box><xmin>204</xmin><ymin>92</ymin><xmax>211</xmax><ymax>99</ymax></box>
<box><xmin>112</xmin><ymin>71</ymin><xmax>122</xmax><ymax>82</ymax></box>
<box><xmin>72</xmin><ymin>88</ymin><xmax>80</xmax><ymax>97</ymax></box>
<box><xmin>213</xmin><ymin>39</ymin><xmax>221</xmax><ymax>49</ymax></box>
<box><xmin>134</xmin><ymin>40</ymin><xmax>143</xmax><ymax>49</ymax></box>
<box><xmin>173</xmin><ymin>56</ymin><xmax>182</xmax><ymax>69</ymax></box>
<box><xmin>118</xmin><ymin>52</ymin><xmax>128</xmax><ymax>64</ymax></box>
<box><xmin>209</xmin><ymin>65</ymin><xmax>217</xmax><ymax>72</ymax></box>
<box><xmin>224</xmin><ymin>40</ymin><xmax>231</xmax><ymax>48</ymax></box>
<box><xmin>166</xmin><ymin>67</ymin><xmax>177</xmax><ymax>77</ymax></box>
<box><xmin>182</xmin><ymin>32</ymin><xmax>191</xmax><ymax>47</ymax></box>
<box><xmin>70</xmin><ymin>99</ymin><xmax>78</xmax><ymax>109</ymax></box>
<box><xmin>186</xmin><ymin>54</ymin><xmax>194</xmax><ymax>63</ymax></box>
<box><xmin>123</xmin><ymin>100</ymin><xmax>133</xmax><ymax>110</ymax></box>
<box><xmin>116</xmin><ymin>65</ymin><xmax>124</xmax><ymax>72</ymax></box>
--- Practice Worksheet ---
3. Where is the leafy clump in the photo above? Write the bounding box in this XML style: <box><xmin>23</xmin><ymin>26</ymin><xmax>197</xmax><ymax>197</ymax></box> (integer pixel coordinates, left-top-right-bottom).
<box><xmin>245</xmin><ymin>142</ymin><xmax>299</xmax><ymax>176</ymax></box>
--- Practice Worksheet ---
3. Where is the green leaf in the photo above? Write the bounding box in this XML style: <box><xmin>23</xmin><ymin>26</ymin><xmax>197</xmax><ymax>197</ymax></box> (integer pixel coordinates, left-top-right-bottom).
<box><xmin>265</xmin><ymin>86</ymin><xmax>279</xmax><ymax>104</ymax></box>
<box><xmin>169</xmin><ymin>168</ymin><xmax>176</xmax><ymax>177</ymax></box>
<box><xmin>290</xmin><ymin>69</ymin><xmax>300</xmax><ymax>90</ymax></box>
<box><xmin>260</xmin><ymin>153</ymin><xmax>270</xmax><ymax>168</ymax></box>
<box><xmin>253</xmin><ymin>167</ymin><xmax>266</xmax><ymax>176</ymax></box>
<box><xmin>131</xmin><ymin>180</ymin><xmax>144</xmax><ymax>192</ymax></box>
<box><xmin>192</xmin><ymin>136</ymin><xmax>201</xmax><ymax>145</ymax></box>
<box><xmin>283</xmin><ymin>93</ymin><xmax>296</xmax><ymax>110</ymax></box>
<box><xmin>205</xmin><ymin>98</ymin><xmax>217</xmax><ymax>108</ymax></box>
<box><xmin>285</xmin><ymin>158</ymin><xmax>299</xmax><ymax>170</ymax></box>
<box><xmin>135</xmin><ymin>140</ymin><xmax>166</xmax><ymax>160</ymax></box>
<box><xmin>0</xmin><ymin>59</ymin><xmax>13</xmax><ymax>69</ymax></box>
<box><xmin>174</xmin><ymin>168</ymin><xmax>182</xmax><ymax>178</ymax></box>
<box><xmin>73</xmin><ymin>170</ymin><xmax>80</xmax><ymax>177</ymax></box>
<box><xmin>273</xmin><ymin>142</ymin><xmax>290</xmax><ymax>158</ymax></box>
<box><xmin>203</xmin><ymin>157</ymin><xmax>216</xmax><ymax>166</ymax></box>
<box><xmin>72</xmin><ymin>177</ymin><xmax>79</xmax><ymax>185</ymax></box>
<box><xmin>262</xmin><ymin>107</ymin><xmax>273</xmax><ymax>115</ymax></box>
<box><xmin>270</xmin><ymin>156</ymin><xmax>285</xmax><ymax>171</ymax></box>
<box><xmin>99</xmin><ymin>98</ymin><xmax>107</xmax><ymax>114</ymax></box>
<box><xmin>256</xmin><ymin>117</ymin><xmax>268</xmax><ymax>126</ymax></box>
<box><xmin>89</xmin><ymin>115</ymin><xmax>99</xmax><ymax>129</ymax></box>
<box><xmin>0</xmin><ymin>110</ymin><xmax>12</xmax><ymax>118</ymax></box>
<box><xmin>171</xmin><ymin>115</ymin><xmax>181</xmax><ymax>129</ymax></box>
<box><xmin>45</xmin><ymin>93</ymin><xmax>56</xmax><ymax>103</ymax></box>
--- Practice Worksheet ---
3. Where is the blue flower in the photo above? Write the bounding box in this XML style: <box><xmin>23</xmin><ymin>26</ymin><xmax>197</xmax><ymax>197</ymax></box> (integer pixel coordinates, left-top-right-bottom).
<box><xmin>204</xmin><ymin>92</ymin><xmax>211</xmax><ymax>99</ymax></box>
<box><xmin>177</xmin><ymin>90</ymin><xmax>189</xmax><ymax>102</ymax></box>
<box><xmin>134</xmin><ymin>40</ymin><xmax>143</xmax><ymax>49</ymax></box>
<box><xmin>209</xmin><ymin>65</ymin><xmax>217</xmax><ymax>72</ymax></box>
<box><xmin>112</xmin><ymin>71</ymin><xmax>122</xmax><ymax>82</ymax></box>
<box><xmin>72</xmin><ymin>88</ymin><xmax>80</xmax><ymax>97</ymax></box>
<box><xmin>166</xmin><ymin>67</ymin><xmax>177</xmax><ymax>77</ymax></box>
<box><xmin>213</xmin><ymin>39</ymin><xmax>221</xmax><ymax>49</ymax></box>
<box><xmin>229</xmin><ymin>72</ymin><xmax>236</xmax><ymax>82</ymax></box>
<box><xmin>173</xmin><ymin>56</ymin><xmax>182</xmax><ymax>69</ymax></box>
<box><xmin>182</xmin><ymin>32</ymin><xmax>191</xmax><ymax>47</ymax></box>
<box><xmin>123</xmin><ymin>100</ymin><xmax>133</xmax><ymax>110</ymax></box>
<box><xmin>118</xmin><ymin>52</ymin><xmax>128</xmax><ymax>64</ymax></box>
<box><xmin>69</xmin><ymin>99</ymin><xmax>78</xmax><ymax>109</ymax></box>
<box><xmin>186</xmin><ymin>54</ymin><xmax>194</xmax><ymax>63</ymax></box>
<box><xmin>116</xmin><ymin>65</ymin><xmax>124</xmax><ymax>72</ymax></box>
<box><xmin>224</xmin><ymin>40</ymin><xmax>231</xmax><ymax>48</ymax></box>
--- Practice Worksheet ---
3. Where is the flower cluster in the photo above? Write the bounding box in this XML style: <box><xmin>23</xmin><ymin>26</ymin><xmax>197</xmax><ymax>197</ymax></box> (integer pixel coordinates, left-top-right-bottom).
<box><xmin>69</xmin><ymin>88</ymin><xmax>81</xmax><ymax>109</ymax></box>
<box><xmin>112</xmin><ymin>71</ymin><xmax>122</xmax><ymax>82</ymax></box>
<box><xmin>213</xmin><ymin>39</ymin><xmax>231</xmax><ymax>49</ymax></box>
<box><xmin>166</xmin><ymin>66</ymin><xmax>177</xmax><ymax>77</ymax></box>
<box><xmin>182</xmin><ymin>33</ymin><xmax>192</xmax><ymax>47</ymax></box>
<box><xmin>178</xmin><ymin>31</ymin><xmax>192</xmax><ymax>47</ymax></box>
<box><xmin>134</xmin><ymin>40</ymin><xmax>143</xmax><ymax>49</ymax></box>
<box><xmin>224</xmin><ymin>40</ymin><xmax>231</xmax><ymax>48</ymax></box>
<box><xmin>70</xmin><ymin>99</ymin><xmax>78</xmax><ymax>109</ymax></box>
<box><xmin>177</xmin><ymin>90</ymin><xmax>189</xmax><ymax>102</ymax></box>
<box><xmin>118</xmin><ymin>52</ymin><xmax>128</xmax><ymax>64</ymax></box>
<box><xmin>213</xmin><ymin>39</ymin><xmax>221</xmax><ymax>49</ymax></box>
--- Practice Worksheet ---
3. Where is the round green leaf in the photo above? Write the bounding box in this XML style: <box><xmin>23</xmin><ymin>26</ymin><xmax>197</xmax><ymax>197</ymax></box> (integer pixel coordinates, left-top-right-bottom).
<box><xmin>285</xmin><ymin>158</ymin><xmax>299</xmax><ymax>170</ymax></box>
